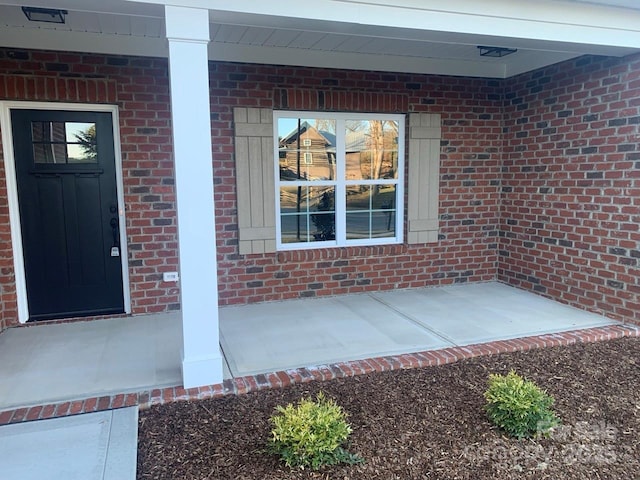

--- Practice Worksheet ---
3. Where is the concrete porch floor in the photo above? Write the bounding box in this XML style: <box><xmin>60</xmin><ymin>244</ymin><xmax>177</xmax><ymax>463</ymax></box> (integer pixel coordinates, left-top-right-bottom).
<box><xmin>0</xmin><ymin>281</ymin><xmax>626</xmax><ymax>480</ymax></box>
<box><xmin>0</xmin><ymin>282</ymin><xmax>618</xmax><ymax>412</ymax></box>
<box><xmin>219</xmin><ymin>281</ymin><xmax>617</xmax><ymax>376</ymax></box>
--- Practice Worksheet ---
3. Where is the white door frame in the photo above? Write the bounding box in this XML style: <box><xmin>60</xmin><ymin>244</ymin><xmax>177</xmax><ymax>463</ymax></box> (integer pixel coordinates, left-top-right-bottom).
<box><xmin>0</xmin><ymin>101</ymin><xmax>131</xmax><ymax>323</ymax></box>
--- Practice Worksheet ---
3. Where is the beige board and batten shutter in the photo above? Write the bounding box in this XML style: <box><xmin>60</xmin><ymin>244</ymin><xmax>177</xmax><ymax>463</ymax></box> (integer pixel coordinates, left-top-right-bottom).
<box><xmin>234</xmin><ymin>107</ymin><xmax>276</xmax><ymax>254</ymax></box>
<box><xmin>407</xmin><ymin>113</ymin><xmax>442</xmax><ymax>244</ymax></box>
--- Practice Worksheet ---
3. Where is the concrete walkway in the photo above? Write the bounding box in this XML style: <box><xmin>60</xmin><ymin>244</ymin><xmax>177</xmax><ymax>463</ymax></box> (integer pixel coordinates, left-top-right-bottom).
<box><xmin>0</xmin><ymin>281</ymin><xmax>621</xmax><ymax>479</ymax></box>
<box><xmin>0</xmin><ymin>407</ymin><xmax>137</xmax><ymax>480</ymax></box>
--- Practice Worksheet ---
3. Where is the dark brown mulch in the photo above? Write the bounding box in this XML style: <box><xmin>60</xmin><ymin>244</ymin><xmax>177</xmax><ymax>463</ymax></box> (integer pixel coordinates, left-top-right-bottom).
<box><xmin>137</xmin><ymin>337</ymin><xmax>639</xmax><ymax>480</ymax></box>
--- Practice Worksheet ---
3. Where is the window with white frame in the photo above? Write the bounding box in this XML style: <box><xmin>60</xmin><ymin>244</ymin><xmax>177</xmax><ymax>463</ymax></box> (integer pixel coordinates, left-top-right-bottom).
<box><xmin>275</xmin><ymin>111</ymin><xmax>404</xmax><ymax>250</ymax></box>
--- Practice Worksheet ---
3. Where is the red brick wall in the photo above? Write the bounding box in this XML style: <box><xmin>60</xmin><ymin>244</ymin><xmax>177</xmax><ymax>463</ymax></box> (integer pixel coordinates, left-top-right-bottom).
<box><xmin>499</xmin><ymin>54</ymin><xmax>640</xmax><ymax>324</ymax></box>
<box><xmin>0</xmin><ymin>49</ymin><xmax>180</xmax><ymax>329</ymax></box>
<box><xmin>2</xmin><ymin>48</ymin><xmax>639</xmax><ymax>330</ymax></box>
<box><xmin>209</xmin><ymin>63</ymin><xmax>502</xmax><ymax>304</ymax></box>
<box><xmin>0</xmin><ymin>49</ymin><xmax>503</xmax><ymax>329</ymax></box>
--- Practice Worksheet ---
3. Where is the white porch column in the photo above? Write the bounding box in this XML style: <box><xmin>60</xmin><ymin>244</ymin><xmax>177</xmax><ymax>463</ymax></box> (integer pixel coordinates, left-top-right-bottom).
<box><xmin>165</xmin><ymin>5</ymin><xmax>223</xmax><ymax>388</ymax></box>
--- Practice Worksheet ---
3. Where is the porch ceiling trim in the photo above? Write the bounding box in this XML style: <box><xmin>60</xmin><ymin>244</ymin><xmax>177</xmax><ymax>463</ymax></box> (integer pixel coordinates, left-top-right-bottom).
<box><xmin>139</xmin><ymin>0</ymin><xmax>640</xmax><ymax>49</ymax></box>
<box><xmin>0</xmin><ymin>0</ymin><xmax>639</xmax><ymax>78</ymax></box>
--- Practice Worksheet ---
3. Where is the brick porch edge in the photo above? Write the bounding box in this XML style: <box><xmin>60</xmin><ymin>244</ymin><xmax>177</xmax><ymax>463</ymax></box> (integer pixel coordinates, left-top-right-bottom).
<box><xmin>1</xmin><ymin>324</ymin><xmax>638</xmax><ymax>426</ymax></box>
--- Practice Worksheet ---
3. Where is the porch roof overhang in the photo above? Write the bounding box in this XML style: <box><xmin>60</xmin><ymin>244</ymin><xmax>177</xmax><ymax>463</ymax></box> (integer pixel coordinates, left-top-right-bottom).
<box><xmin>0</xmin><ymin>0</ymin><xmax>639</xmax><ymax>78</ymax></box>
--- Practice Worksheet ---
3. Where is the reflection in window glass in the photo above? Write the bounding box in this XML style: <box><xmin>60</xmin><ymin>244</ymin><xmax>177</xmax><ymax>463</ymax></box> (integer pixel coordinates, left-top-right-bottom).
<box><xmin>33</xmin><ymin>143</ymin><xmax>66</xmax><ymax>164</ymax></box>
<box><xmin>345</xmin><ymin>185</ymin><xmax>396</xmax><ymax>239</ymax></box>
<box><xmin>275</xmin><ymin>112</ymin><xmax>404</xmax><ymax>249</ymax></box>
<box><xmin>31</xmin><ymin>121</ymin><xmax>66</xmax><ymax>142</ymax></box>
<box><xmin>345</xmin><ymin>212</ymin><xmax>369</xmax><ymax>240</ymax></box>
<box><xmin>280</xmin><ymin>186</ymin><xmax>307</xmax><ymax>214</ymax></box>
<box><xmin>31</xmin><ymin>121</ymin><xmax>97</xmax><ymax>164</ymax></box>
<box><xmin>345</xmin><ymin>119</ymin><xmax>398</xmax><ymax>181</ymax></box>
<box><xmin>280</xmin><ymin>186</ymin><xmax>335</xmax><ymax>243</ymax></box>
<box><xmin>371</xmin><ymin>212</ymin><xmax>395</xmax><ymax>238</ymax></box>
<box><xmin>280</xmin><ymin>215</ymin><xmax>310</xmax><ymax>244</ymax></box>
<box><xmin>346</xmin><ymin>185</ymin><xmax>371</xmax><ymax>211</ymax></box>
<box><xmin>346</xmin><ymin>212</ymin><xmax>395</xmax><ymax>239</ymax></box>
<box><xmin>278</xmin><ymin>118</ymin><xmax>336</xmax><ymax>181</ymax></box>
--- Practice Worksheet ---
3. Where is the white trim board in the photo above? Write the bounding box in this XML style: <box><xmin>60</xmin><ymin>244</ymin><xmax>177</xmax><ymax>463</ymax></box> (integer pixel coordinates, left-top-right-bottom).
<box><xmin>0</xmin><ymin>101</ymin><xmax>131</xmax><ymax>323</ymax></box>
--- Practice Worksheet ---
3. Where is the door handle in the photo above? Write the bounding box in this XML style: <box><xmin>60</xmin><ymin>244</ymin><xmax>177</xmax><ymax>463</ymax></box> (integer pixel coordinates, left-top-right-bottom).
<box><xmin>109</xmin><ymin>217</ymin><xmax>120</xmax><ymax>257</ymax></box>
<box><xmin>110</xmin><ymin>218</ymin><xmax>119</xmax><ymax>244</ymax></box>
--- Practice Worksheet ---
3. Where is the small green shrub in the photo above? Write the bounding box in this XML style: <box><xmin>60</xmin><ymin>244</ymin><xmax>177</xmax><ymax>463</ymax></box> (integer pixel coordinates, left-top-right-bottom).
<box><xmin>484</xmin><ymin>370</ymin><xmax>560</xmax><ymax>438</ymax></box>
<box><xmin>268</xmin><ymin>392</ymin><xmax>363</xmax><ymax>470</ymax></box>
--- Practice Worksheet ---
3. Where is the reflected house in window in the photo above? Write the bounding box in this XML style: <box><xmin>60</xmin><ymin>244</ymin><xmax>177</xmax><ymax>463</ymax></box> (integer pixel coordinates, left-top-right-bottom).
<box><xmin>278</xmin><ymin>121</ymin><xmax>397</xmax><ymax>182</ymax></box>
<box><xmin>279</xmin><ymin>121</ymin><xmax>336</xmax><ymax>180</ymax></box>
<box><xmin>276</xmin><ymin>114</ymin><xmax>403</xmax><ymax>246</ymax></box>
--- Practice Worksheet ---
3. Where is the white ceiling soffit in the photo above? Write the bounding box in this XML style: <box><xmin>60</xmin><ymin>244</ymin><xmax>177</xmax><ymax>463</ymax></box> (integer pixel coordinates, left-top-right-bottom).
<box><xmin>201</xmin><ymin>0</ymin><xmax>640</xmax><ymax>77</ymax></box>
<box><xmin>206</xmin><ymin>22</ymin><xmax>583</xmax><ymax>79</ymax></box>
<box><xmin>0</xmin><ymin>4</ymin><xmax>168</xmax><ymax>58</ymax></box>
<box><xmin>0</xmin><ymin>1</ymin><xmax>639</xmax><ymax>78</ymax></box>
<box><xmin>200</xmin><ymin>0</ymin><xmax>640</xmax><ymax>48</ymax></box>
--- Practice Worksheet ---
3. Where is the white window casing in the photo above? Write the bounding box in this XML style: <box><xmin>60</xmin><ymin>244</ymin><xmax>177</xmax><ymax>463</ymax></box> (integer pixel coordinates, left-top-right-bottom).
<box><xmin>274</xmin><ymin>111</ymin><xmax>405</xmax><ymax>251</ymax></box>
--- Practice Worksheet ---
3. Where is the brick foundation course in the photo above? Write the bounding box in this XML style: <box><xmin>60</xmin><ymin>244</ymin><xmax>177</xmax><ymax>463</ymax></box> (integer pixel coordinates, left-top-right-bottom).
<box><xmin>0</xmin><ymin>323</ymin><xmax>637</xmax><ymax>426</ymax></box>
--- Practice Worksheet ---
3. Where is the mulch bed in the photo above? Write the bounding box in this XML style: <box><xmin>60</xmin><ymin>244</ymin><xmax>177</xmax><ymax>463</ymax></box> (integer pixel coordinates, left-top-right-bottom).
<box><xmin>137</xmin><ymin>337</ymin><xmax>639</xmax><ymax>479</ymax></box>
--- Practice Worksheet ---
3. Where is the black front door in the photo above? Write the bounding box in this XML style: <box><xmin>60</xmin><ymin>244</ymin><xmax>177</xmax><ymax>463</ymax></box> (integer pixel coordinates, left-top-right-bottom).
<box><xmin>11</xmin><ymin>109</ymin><xmax>124</xmax><ymax>321</ymax></box>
